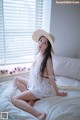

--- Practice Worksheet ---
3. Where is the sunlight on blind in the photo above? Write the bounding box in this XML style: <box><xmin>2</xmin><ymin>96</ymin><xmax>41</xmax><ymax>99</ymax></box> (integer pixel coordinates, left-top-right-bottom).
<box><xmin>0</xmin><ymin>0</ymin><xmax>47</xmax><ymax>65</ymax></box>
<box><xmin>0</xmin><ymin>0</ymin><xmax>5</xmax><ymax>64</ymax></box>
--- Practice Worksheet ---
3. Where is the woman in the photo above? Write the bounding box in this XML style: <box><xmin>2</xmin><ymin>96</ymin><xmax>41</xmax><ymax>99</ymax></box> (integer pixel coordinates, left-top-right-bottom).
<box><xmin>12</xmin><ymin>29</ymin><xmax>67</xmax><ymax>120</ymax></box>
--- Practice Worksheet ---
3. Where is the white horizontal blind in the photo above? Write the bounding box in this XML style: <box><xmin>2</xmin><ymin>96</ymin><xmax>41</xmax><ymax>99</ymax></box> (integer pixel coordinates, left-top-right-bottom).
<box><xmin>0</xmin><ymin>0</ymin><xmax>5</xmax><ymax>64</ymax></box>
<box><xmin>0</xmin><ymin>0</ymin><xmax>47</xmax><ymax>65</ymax></box>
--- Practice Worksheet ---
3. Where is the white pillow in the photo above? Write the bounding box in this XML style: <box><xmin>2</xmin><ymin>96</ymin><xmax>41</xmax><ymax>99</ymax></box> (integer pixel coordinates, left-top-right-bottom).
<box><xmin>55</xmin><ymin>76</ymin><xmax>79</xmax><ymax>86</ymax></box>
<box><xmin>55</xmin><ymin>76</ymin><xmax>80</xmax><ymax>90</ymax></box>
<box><xmin>52</xmin><ymin>54</ymin><xmax>80</xmax><ymax>80</ymax></box>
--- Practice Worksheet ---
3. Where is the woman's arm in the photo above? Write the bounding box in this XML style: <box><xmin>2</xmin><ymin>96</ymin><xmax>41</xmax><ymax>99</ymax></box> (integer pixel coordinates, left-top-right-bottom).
<box><xmin>46</xmin><ymin>58</ymin><xmax>67</xmax><ymax>97</ymax></box>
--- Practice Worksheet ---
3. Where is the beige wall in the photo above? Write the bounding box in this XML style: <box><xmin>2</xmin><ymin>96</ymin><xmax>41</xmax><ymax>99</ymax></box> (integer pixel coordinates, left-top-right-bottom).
<box><xmin>50</xmin><ymin>0</ymin><xmax>80</xmax><ymax>58</ymax></box>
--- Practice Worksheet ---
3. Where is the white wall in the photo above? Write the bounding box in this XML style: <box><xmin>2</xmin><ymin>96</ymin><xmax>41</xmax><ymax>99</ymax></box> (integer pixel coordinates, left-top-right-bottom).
<box><xmin>50</xmin><ymin>0</ymin><xmax>80</xmax><ymax>58</ymax></box>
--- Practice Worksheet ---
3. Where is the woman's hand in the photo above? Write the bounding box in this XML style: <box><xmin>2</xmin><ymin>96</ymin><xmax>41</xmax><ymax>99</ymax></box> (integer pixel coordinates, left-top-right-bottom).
<box><xmin>56</xmin><ymin>92</ymin><xmax>67</xmax><ymax>97</ymax></box>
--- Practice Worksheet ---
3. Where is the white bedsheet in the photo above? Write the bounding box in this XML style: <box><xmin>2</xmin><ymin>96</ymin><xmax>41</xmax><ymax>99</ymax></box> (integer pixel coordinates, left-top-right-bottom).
<box><xmin>0</xmin><ymin>80</ymin><xmax>80</xmax><ymax>120</ymax></box>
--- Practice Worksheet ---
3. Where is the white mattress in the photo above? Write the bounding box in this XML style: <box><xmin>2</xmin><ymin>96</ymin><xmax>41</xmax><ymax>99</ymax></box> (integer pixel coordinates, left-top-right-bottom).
<box><xmin>0</xmin><ymin>79</ymin><xmax>80</xmax><ymax>120</ymax></box>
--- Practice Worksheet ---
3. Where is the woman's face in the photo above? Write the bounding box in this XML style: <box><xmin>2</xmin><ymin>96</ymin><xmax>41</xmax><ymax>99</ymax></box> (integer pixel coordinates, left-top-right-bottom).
<box><xmin>38</xmin><ymin>36</ymin><xmax>48</xmax><ymax>53</ymax></box>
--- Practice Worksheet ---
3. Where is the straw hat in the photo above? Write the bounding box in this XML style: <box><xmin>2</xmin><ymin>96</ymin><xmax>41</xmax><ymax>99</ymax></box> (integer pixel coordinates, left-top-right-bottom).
<box><xmin>32</xmin><ymin>29</ymin><xmax>55</xmax><ymax>52</ymax></box>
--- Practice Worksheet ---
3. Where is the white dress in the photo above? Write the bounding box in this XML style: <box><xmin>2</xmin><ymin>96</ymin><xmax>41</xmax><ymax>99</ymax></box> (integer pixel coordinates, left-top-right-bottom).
<box><xmin>27</xmin><ymin>57</ymin><xmax>56</xmax><ymax>99</ymax></box>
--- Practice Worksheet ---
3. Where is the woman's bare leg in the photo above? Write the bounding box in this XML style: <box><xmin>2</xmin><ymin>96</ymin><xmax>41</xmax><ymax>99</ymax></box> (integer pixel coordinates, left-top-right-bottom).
<box><xmin>12</xmin><ymin>91</ymin><xmax>46</xmax><ymax>120</ymax></box>
<box><xmin>14</xmin><ymin>76</ymin><xmax>39</xmax><ymax>106</ymax></box>
<box><xmin>14</xmin><ymin>76</ymin><xmax>28</xmax><ymax>92</ymax></box>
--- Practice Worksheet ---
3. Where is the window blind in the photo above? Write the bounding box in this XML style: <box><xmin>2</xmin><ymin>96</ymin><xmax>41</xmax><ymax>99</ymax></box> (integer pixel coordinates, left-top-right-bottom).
<box><xmin>0</xmin><ymin>0</ymin><xmax>48</xmax><ymax>65</ymax></box>
<box><xmin>0</xmin><ymin>0</ymin><xmax>5</xmax><ymax>65</ymax></box>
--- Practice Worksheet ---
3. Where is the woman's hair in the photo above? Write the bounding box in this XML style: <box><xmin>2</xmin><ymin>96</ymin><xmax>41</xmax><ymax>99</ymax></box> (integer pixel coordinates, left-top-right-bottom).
<box><xmin>38</xmin><ymin>36</ymin><xmax>52</xmax><ymax>78</ymax></box>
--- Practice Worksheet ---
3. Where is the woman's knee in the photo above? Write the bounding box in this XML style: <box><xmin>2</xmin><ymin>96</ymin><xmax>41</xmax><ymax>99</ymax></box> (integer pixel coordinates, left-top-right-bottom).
<box><xmin>14</xmin><ymin>76</ymin><xmax>19</xmax><ymax>81</ymax></box>
<box><xmin>14</xmin><ymin>76</ymin><xmax>20</xmax><ymax>84</ymax></box>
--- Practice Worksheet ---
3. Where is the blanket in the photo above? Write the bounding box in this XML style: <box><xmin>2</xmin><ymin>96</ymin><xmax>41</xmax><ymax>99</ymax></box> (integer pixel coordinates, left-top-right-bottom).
<box><xmin>0</xmin><ymin>80</ymin><xmax>80</xmax><ymax>120</ymax></box>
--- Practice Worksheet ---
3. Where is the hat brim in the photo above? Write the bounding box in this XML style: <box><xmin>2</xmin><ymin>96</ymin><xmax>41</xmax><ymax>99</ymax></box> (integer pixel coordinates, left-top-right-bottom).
<box><xmin>32</xmin><ymin>29</ymin><xmax>55</xmax><ymax>52</ymax></box>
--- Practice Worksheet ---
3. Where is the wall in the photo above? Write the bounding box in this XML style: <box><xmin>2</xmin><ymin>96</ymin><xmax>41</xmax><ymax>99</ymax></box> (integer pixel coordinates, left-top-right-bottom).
<box><xmin>50</xmin><ymin>0</ymin><xmax>80</xmax><ymax>58</ymax></box>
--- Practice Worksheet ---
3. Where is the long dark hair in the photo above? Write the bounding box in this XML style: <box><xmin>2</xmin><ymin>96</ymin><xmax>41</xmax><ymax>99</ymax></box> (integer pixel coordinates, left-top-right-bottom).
<box><xmin>39</xmin><ymin>36</ymin><xmax>52</xmax><ymax>78</ymax></box>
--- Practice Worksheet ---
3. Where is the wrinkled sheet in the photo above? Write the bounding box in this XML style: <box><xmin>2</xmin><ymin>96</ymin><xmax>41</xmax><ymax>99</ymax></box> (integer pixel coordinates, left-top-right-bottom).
<box><xmin>0</xmin><ymin>80</ymin><xmax>80</xmax><ymax>120</ymax></box>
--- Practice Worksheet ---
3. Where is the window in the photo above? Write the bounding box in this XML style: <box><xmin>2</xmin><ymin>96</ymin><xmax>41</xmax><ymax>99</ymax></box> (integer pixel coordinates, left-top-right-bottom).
<box><xmin>0</xmin><ymin>0</ymin><xmax>51</xmax><ymax>65</ymax></box>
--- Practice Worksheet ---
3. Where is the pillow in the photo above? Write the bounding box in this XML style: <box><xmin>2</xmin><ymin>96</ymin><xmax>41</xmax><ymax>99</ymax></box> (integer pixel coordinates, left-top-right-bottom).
<box><xmin>52</xmin><ymin>54</ymin><xmax>80</xmax><ymax>80</ymax></box>
<box><xmin>55</xmin><ymin>76</ymin><xmax>80</xmax><ymax>90</ymax></box>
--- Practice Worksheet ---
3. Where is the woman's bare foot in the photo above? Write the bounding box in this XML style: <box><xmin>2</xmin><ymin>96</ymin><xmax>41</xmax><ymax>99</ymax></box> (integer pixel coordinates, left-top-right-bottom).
<box><xmin>28</xmin><ymin>100</ymin><xmax>35</xmax><ymax>106</ymax></box>
<box><xmin>28</xmin><ymin>99</ymin><xmax>40</xmax><ymax>106</ymax></box>
<box><xmin>37</xmin><ymin>113</ymin><xmax>46</xmax><ymax>120</ymax></box>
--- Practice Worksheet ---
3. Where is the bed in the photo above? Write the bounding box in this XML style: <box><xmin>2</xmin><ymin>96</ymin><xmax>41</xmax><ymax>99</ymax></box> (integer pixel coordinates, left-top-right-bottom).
<box><xmin>0</xmin><ymin>55</ymin><xmax>80</xmax><ymax>120</ymax></box>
